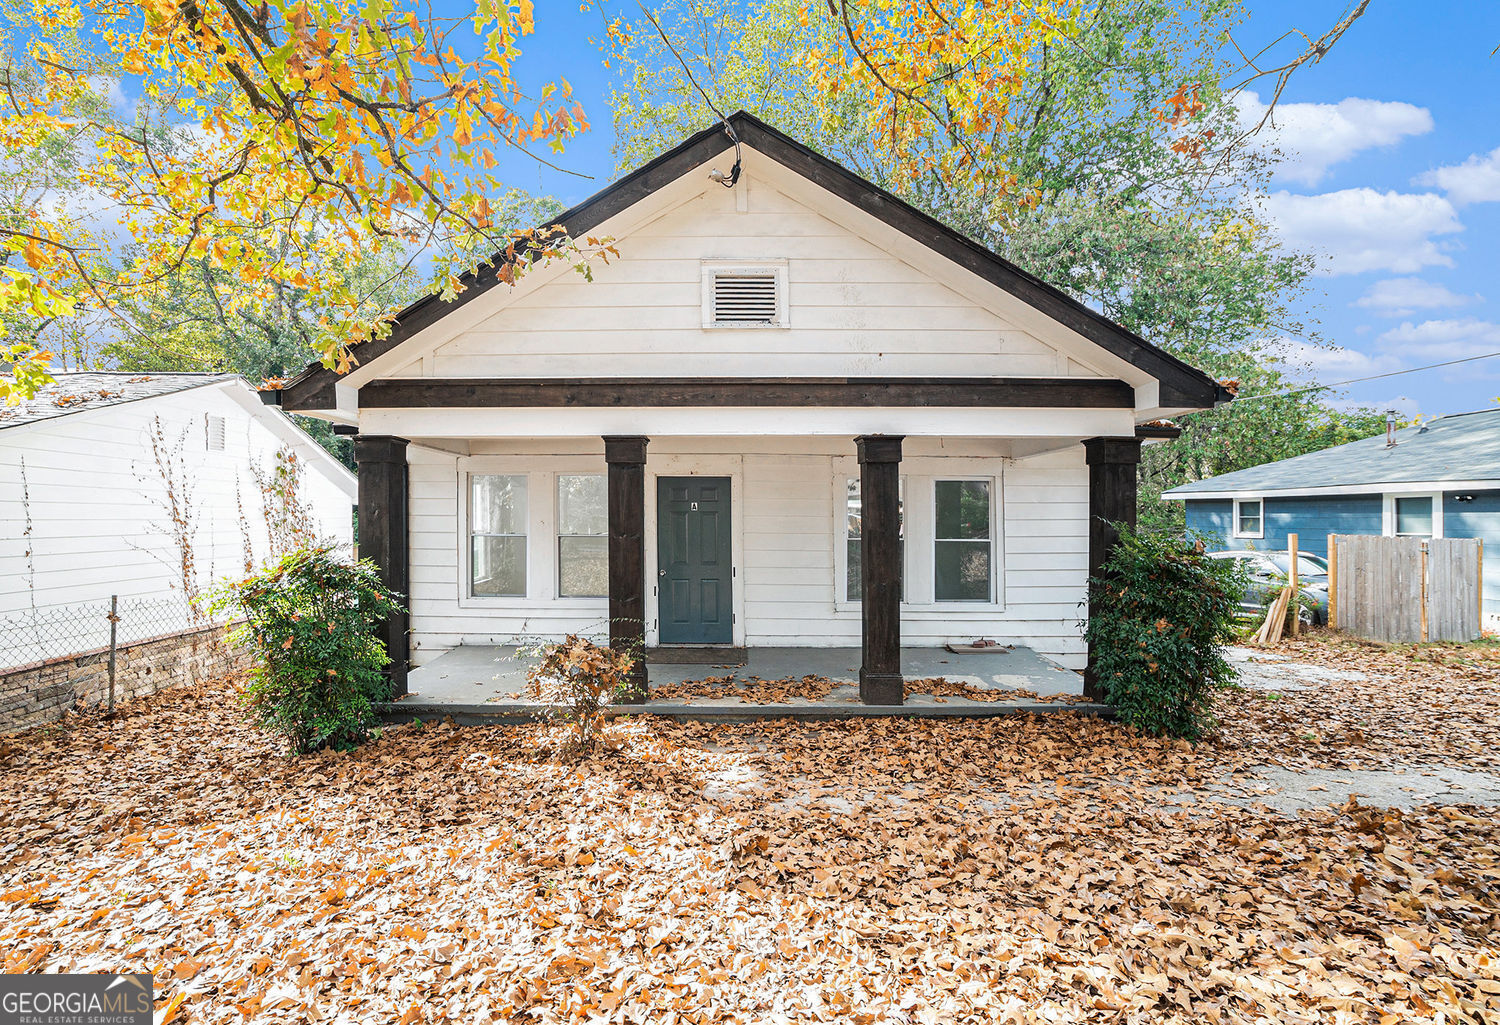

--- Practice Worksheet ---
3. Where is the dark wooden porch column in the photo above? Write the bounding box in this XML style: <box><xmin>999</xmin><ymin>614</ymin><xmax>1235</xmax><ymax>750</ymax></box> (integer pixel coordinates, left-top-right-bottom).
<box><xmin>855</xmin><ymin>434</ymin><xmax>904</xmax><ymax>705</ymax></box>
<box><xmin>354</xmin><ymin>435</ymin><xmax>411</xmax><ymax>697</ymax></box>
<box><xmin>1082</xmin><ymin>436</ymin><xmax>1143</xmax><ymax>702</ymax></box>
<box><xmin>604</xmin><ymin>436</ymin><xmax>649</xmax><ymax>700</ymax></box>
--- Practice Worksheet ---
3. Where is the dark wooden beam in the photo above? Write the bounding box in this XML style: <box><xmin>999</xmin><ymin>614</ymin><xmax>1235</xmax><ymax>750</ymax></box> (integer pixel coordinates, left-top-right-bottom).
<box><xmin>605</xmin><ymin>435</ymin><xmax>649</xmax><ymax>701</ymax></box>
<box><xmin>354</xmin><ymin>435</ymin><xmax>411</xmax><ymax>697</ymax></box>
<box><xmin>360</xmin><ymin>376</ymin><xmax>1136</xmax><ymax>409</ymax></box>
<box><xmin>856</xmin><ymin>434</ymin><xmax>904</xmax><ymax>705</ymax></box>
<box><xmin>281</xmin><ymin>376</ymin><xmax>337</xmax><ymax>413</ymax></box>
<box><xmin>1082</xmin><ymin>436</ymin><xmax>1142</xmax><ymax>703</ymax></box>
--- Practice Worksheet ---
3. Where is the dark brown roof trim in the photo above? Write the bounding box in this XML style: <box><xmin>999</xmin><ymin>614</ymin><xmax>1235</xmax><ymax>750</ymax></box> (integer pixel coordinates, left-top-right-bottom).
<box><xmin>358</xmin><ymin>376</ymin><xmax>1136</xmax><ymax>409</ymax></box>
<box><xmin>282</xmin><ymin>111</ymin><xmax>1223</xmax><ymax>412</ymax></box>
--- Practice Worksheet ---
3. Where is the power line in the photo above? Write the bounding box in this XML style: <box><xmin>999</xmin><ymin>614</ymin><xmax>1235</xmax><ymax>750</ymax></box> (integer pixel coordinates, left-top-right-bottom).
<box><xmin>1235</xmin><ymin>349</ymin><xmax>1500</xmax><ymax>403</ymax></box>
<box><xmin>634</xmin><ymin>1</ymin><xmax>742</xmax><ymax>186</ymax></box>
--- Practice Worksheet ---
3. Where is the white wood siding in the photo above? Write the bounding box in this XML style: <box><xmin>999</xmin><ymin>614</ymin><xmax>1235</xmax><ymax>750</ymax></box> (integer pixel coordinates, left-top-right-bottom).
<box><xmin>406</xmin><ymin>439</ymin><xmax>1087</xmax><ymax>670</ymax></box>
<box><xmin>416</xmin><ymin>180</ymin><xmax>1108</xmax><ymax>383</ymax></box>
<box><xmin>0</xmin><ymin>387</ymin><xmax>354</xmax><ymax>625</ymax></box>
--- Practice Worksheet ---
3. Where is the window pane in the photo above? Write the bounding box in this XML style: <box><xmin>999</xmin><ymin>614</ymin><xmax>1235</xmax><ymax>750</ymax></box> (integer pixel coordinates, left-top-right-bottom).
<box><xmin>936</xmin><ymin>480</ymin><xmax>990</xmax><ymax>539</ymax></box>
<box><xmin>1237</xmin><ymin>499</ymin><xmax>1261</xmax><ymax>533</ymax></box>
<box><xmin>1396</xmin><ymin>497</ymin><xmax>1432</xmax><ymax>536</ymax></box>
<box><xmin>935</xmin><ymin>540</ymin><xmax>991</xmax><ymax>601</ymax></box>
<box><xmin>472</xmin><ymin>536</ymin><xmax>526</xmax><ymax>596</ymax></box>
<box><xmin>558</xmin><ymin>475</ymin><xmax>607</xmax><ymax>536</ymax></box>
<box><xmin>845</xmin><ymin>478</ymin><xmax>904</xmax><ymax>602</ymax></box>
<box><xmin>559</xmin><ymin>535</ymin><xmax>608</xmax><ymax>597</ymax></box>
<box><xmin>472</xmin><ymin>475</ymin><xmax>527</xmax><ymax>534</ymax></box>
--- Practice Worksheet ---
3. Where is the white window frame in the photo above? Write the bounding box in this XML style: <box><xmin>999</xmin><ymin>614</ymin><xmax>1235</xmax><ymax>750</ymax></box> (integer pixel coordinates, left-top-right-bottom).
<box><xmin>833</xmin><ymin>469</ymin><xmax>1005</xmax><ymax>613</ymax></box>
<box><xmin>556</xmin><ymin>473</ymin><xmax>608</xmax><ymax>598</ymax></box>
<box><xmin>466</xmin><ymin>473</ymin><xmax>529</xmax><ymax>599</ymax></box>
<box><xmin>1232</xmin><ymin>497</ymin><xmax>1264</xmax><ymax>539</ymax></box>
<box><xmin>456</xmin><ymin>458</ymin><xmax>611</xmax><ymax>611</ymax></box>
<box><xmin>931</xmin><ymin>476</ymin><xmax>999</xmax><ymax>605</ymax></box>
<box><xmin>1383</xmin><ymin>491</ymin><xmax>1444</xmax><ymax>539</ymax></box>
<box><xmin>834</xmin><ymin>474</ymin><xmax>908</xmax><ymax>607</ymax></box>
<box><xmin>700</xmin><ymin>260</ymin><xmax>789</xmax><ymax>329</ymax></box>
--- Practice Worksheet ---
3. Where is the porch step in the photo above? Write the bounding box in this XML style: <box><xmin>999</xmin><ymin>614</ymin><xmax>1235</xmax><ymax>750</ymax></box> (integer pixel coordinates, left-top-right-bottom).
<box><xmin>377</xmin><ymin>699</ymin><xmax>1116</xmax><ymax>726</ymax></box>
<box><xmin>646</xmin><ymin>646</ymin><xmax>748</xmax><ymax>665</ymax></box>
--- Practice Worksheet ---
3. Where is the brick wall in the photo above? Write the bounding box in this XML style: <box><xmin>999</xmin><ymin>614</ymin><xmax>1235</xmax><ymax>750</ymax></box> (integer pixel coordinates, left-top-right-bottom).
<box><xmin>0</xmin><ymin>622</ymin><xmax>250</xmax><ymax>732</ymax></box>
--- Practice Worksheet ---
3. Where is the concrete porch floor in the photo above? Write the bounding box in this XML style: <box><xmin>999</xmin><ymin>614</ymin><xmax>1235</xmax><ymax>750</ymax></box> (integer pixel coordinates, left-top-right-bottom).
<box><xmin>383</xmin><ymin>645</ymin><xmax>1105</xmax><ymax>724</ymax></box>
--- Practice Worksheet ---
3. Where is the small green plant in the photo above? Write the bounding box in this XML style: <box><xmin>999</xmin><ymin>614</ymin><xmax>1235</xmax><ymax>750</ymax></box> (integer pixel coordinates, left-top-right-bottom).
<box><xmin>523</xmin><ymin>635</ymin><xmax>637</xmax><ymax>758</ymax></box>
<box><xmin>209</xmin><ymin>545</ymin><xmax>403</xmax><ymax>754</ymax></box>
<box><xmin>1086</xmin><ymin>527</ymin><xmax>1246</xmax><ymax>740</ymax></box>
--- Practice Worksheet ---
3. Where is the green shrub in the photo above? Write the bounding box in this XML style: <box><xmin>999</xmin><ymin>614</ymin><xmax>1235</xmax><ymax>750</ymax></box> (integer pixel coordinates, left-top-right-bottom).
<box><xmin>1085</xmin><ymin>527</ymin><xmax>1246</xmax><ymax>740</ymax></box>
<box><xmin>210</xmin><ymin>546</ymin><xmax>403</xmax><ymax>754</ymax></box>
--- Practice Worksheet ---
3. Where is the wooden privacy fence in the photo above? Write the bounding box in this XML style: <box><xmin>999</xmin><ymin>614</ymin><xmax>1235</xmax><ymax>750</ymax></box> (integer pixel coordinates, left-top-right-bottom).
<box><xmin>1328</xmin><ymin>534</ymin><xmax>1483</xmax><ymax>643</ymax></box>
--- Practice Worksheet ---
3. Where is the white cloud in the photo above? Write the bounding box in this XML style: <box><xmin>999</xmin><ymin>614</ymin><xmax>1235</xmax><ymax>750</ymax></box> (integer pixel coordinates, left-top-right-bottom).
<box><xmin>1413</xmin><ymin>146</ymin><xmax>1500</xmax><ymax>206</ymax></box>
<box><xmin>1270</xmin><ymin>337</ymin><xmax>1403</xmax><ymax>385</ymax></box>
<box><xmin>1377</xmin><ymin>318</ymin><xmax>1500</xmax><ymax>362</ymax></box>
<box><xmin>1353</xmin><ymin>277</ymin><xmax>1480</xmax><ymax>316</ymax></box>
<box><xmin>1236</xmin><ymin>91</ymin><xmax>1433</xmax><ymax>186</ymax></box>
<box><xmin>1257</xmin><ymin>188</ymin><xmax>1462</xmax><ymax>275</ymax></box>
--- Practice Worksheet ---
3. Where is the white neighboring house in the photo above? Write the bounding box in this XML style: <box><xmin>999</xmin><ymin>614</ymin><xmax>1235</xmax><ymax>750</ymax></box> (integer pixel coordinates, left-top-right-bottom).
<box><xmin>276</xmin><ymin>112</ymin><xmax>1225</xmax><ymax>706</ymax></box>
<box><xmin>0</xmin><ymin>372</ymin><xmax>356</xmax><ymax>666</ymax></box>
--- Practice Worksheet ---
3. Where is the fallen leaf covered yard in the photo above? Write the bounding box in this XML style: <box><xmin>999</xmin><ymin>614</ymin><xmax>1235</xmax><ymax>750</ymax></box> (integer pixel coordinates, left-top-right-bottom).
<box><xmin>271</xmin><ymin>114</ymin><xmax>1228</xmax><ymax>708</ymax></box>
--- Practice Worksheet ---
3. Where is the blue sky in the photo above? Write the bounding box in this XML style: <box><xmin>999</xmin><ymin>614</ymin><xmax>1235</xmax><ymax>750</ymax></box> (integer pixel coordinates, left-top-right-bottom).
<box><xmin>440</xmin><ymin>4</ymin><xmax>1500</xmax><ymax>418</ymax></box>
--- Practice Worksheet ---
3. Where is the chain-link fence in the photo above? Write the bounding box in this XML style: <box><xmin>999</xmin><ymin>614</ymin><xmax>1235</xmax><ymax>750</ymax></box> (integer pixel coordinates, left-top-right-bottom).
<box><xmin>0</xmin><ymin>596</ymin><xmax>221</xmax><ymax>673</ymax></box>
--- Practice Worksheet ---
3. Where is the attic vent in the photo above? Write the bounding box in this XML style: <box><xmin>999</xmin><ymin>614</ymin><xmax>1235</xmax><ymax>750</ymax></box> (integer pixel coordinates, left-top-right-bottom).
<box><xmin>702</xmin><ymin>263</ymin><xmax>787</xmax><ymax>328</ymax></box>
<box><xmin>205</xmin><ymin>414</ymin><xmax>226</xmax><ymax>451</ymax></box>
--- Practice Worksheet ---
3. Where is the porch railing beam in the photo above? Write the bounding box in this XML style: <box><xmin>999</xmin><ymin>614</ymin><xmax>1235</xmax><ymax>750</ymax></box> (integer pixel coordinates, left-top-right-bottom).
<box><xmin>856</xmin><ymin>434</ymin><xmax>905</xmax><ymax>705</ymax></box>
<box><xmin>604</xmin><ymin>435</ymin><xmax>650</xmax><ymax>700</ymax></box>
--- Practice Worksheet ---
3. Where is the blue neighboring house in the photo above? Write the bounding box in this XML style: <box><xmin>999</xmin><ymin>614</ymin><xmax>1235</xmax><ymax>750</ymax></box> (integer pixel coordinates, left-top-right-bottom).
<box><xmin>1162</xmin><ymin>408</ymin><xmax>1500</xmax><ymax>626</ymax></box>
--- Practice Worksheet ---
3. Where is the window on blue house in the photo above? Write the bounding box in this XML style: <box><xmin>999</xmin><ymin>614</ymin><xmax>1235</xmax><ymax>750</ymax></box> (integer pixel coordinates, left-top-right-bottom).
<box><xmin>1234</xmin><ymin>498</ymin><xmax>1263</xmax><ymax>538</ymax></box>
<box><xmin>1394</xmin><ymin>496</ymin><xmax>1434</xmax><ymax>537</ymax></box>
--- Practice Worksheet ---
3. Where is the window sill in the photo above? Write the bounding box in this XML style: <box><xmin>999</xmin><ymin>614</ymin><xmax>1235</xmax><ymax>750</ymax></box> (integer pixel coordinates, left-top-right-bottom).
<box><xmin>833</xmin><ymin>602</ymin><xmax>1009</xmax><ymax>616</ymax></box>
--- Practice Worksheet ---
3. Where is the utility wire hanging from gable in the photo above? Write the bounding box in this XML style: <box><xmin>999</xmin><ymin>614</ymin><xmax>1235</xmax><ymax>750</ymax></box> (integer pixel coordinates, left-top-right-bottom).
<box><xmin>635</xmin><ymin>1</ymin><xmax>742</xmax><ymax>188</ymax></box>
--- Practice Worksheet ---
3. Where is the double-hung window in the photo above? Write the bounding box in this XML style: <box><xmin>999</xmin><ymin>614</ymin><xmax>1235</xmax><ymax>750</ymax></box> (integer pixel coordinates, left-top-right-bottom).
<box><xmin>557</xmin><ymin>474</ymin><xmax>608</xmax><ymax>597</ymax></box>
<box><xmin>470</xmin><ymin>475</ymin><xmax>527</xmax><ymax>597</ymax></box>
<box><xmin>934</xmin><ymin>479</ymin><xmax>994</xmax><ymax>602</ymax></box>
<box><xmin>844</xmin><ymin>477</ymin><xmax>904</xmax><ymax>602</ymax></box>
<box><xmin>1234</xmin><ymin>498</ymin><xmax>1263</xmax><ymax>539</ymax></box>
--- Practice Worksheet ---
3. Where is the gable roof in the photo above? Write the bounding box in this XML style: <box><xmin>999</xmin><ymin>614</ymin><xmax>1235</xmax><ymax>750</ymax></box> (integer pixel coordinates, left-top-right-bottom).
<box><xmin>0</xmin><ymin>372</ymin><xmax>238</xmax><ymax>430</ymax></box>
<box><xmin>1163</xmin><ymin>408</ymin><xmax>1500</xmax><ymax>499</ymax></box>
<box><xmin>281</xmin><ymin>111</ymin><xmax>1227</xmax><ymax>413</ymax></box>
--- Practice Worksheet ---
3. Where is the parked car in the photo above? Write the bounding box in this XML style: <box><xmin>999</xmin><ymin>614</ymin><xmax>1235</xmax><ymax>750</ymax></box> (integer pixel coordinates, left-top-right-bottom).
<box><xmin>1207</xmin><ymin>550</ymin><xmax>1329</xmax><ymax>625</ymax></box>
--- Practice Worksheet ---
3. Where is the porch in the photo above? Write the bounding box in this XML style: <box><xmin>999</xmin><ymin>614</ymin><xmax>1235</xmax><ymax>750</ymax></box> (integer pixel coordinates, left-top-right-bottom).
<box><xmin>381</xmin><ymin>643</ymin><xmax>1107</xmax><ymax>724</ymax></box>
<box><xmin>352</xmin><ymin>428</ymin><xmax>1147</xmax><ymax>710</ymax></box>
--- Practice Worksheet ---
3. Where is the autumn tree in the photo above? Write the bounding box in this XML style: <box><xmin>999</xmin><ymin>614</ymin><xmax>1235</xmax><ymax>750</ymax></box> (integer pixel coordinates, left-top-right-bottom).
<box><xmin>610</xmin><ymin>0</ymin><xmax>1385</xmax><ymax>529</ymax></box>
<box><xmin>0</xmin><ymin>0</ymin><xmax>596</xmax><ymax>402</ymax></box>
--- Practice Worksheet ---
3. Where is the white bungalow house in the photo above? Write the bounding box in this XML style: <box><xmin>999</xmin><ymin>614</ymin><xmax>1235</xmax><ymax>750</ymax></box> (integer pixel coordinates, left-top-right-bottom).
<box><xmin>274</xmin><ymin>112</ymin><xmax>1226</xmax><ymax>705</ymax></box>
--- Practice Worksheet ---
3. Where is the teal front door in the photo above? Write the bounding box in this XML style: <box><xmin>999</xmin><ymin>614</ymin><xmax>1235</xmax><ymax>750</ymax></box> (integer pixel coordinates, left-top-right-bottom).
<box><xmin>657</xmin><ymin>477</ymin><xmax>733</xmax><ymax>644</ymax></box>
